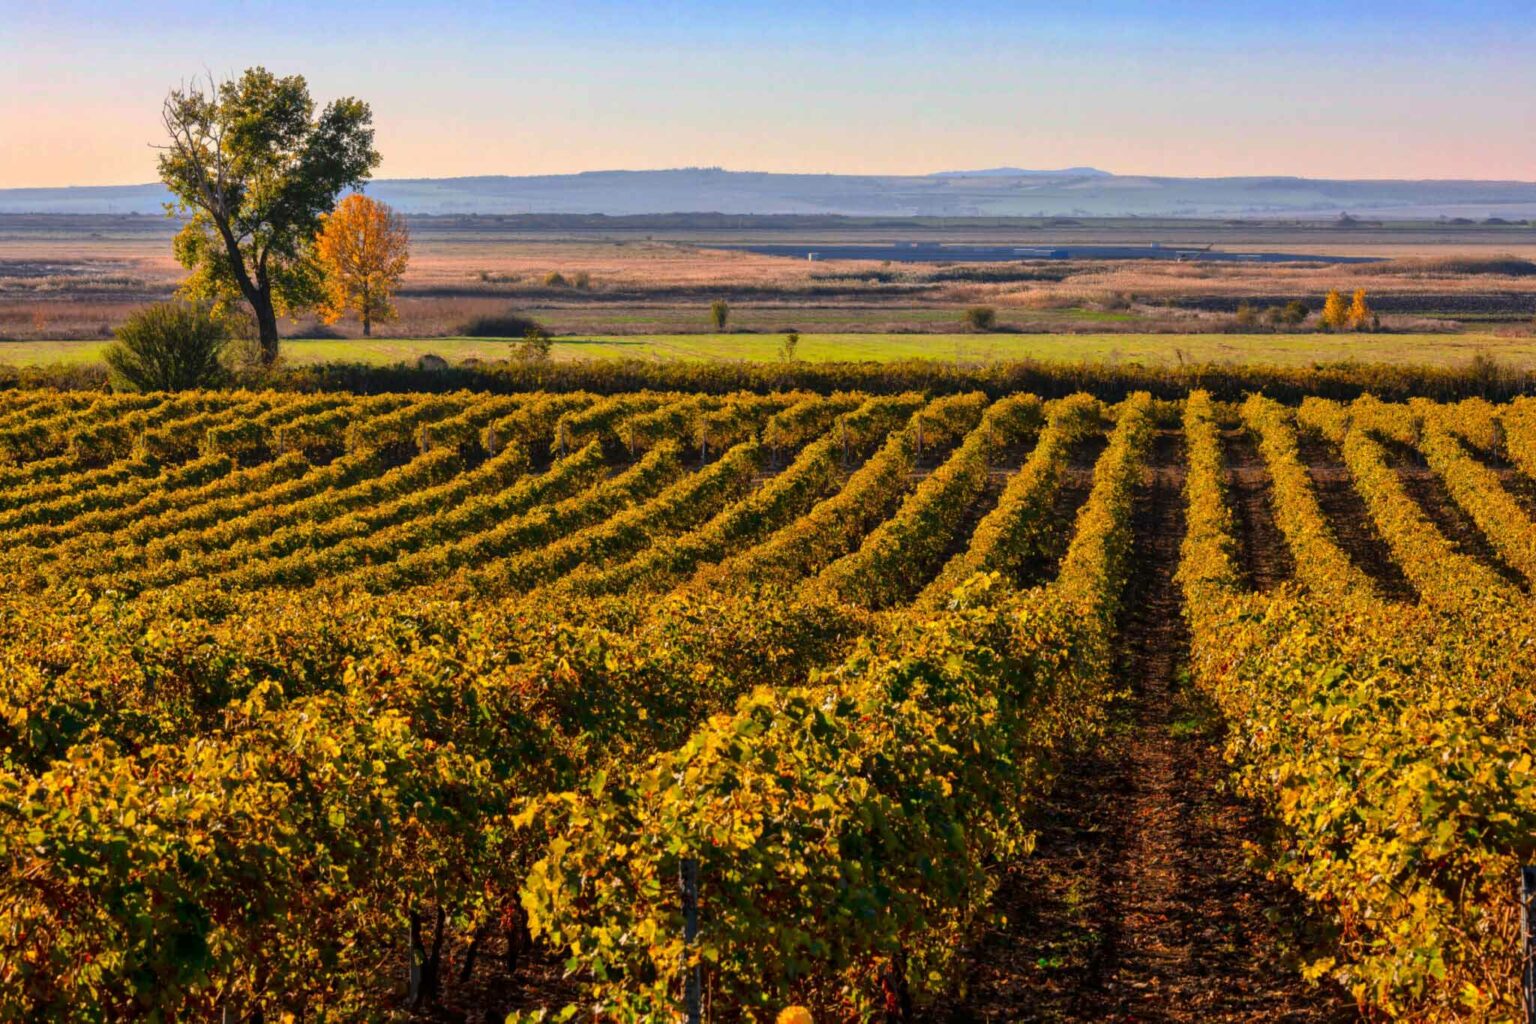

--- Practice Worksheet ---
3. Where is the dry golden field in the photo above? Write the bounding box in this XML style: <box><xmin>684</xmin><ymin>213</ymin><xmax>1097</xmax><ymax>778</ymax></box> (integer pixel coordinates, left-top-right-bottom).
<box><xmin>5</xmin><ymin>213</ymin><xmax>1536</xmax><ymax>344</ymax></box>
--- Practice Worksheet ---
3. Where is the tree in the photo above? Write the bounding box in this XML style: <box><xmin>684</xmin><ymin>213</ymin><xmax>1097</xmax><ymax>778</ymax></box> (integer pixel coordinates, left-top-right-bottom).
<box><xmin>1320</xmin><ymin>289</ymin><xmax>1349</xmax><ymax>331</ymax></box>
<box><xmin>104</xmin><ymin>302</ymin><xmax>228</xmax><ymax>391</ymax></box>
<box><xmin>517</xmin><ymin>325</ymin><xmax>553</xmax><ymax>362</ymax></box>
<box><xmin>710</xmin><ymin>299</ymin><xmax>730</xmax><ymax>331</ymax></box>
<box><xmin>316</xmin><ymin>194</ymin><xmax>410</xmax><ymax>337</ymax></box>
<box><xmin>1347</xmin><ymin>288</ymin><xmax>1374</xmax><ymax>331</ymax></box>
<box><xmin>963</xmin><ymin>306</ymin><xmax>997</xmax><ymax>331</ymax></box>
<box><xmin>158</xmin><ymin>67</ymin><xmax>380</xmax><ymax>365</ymax></box>
<box><xmin>1234</xmin><ymin>302</ymin><xmax>1258</xmax><ymax>328</ymax></box>
<box><xmin>779</xmin><ymin>332</ymin><xmax>800</xmax><ymax>361</ymax></box>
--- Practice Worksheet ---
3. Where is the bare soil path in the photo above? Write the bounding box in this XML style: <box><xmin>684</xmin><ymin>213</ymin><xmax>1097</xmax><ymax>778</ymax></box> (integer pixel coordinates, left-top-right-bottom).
<box><xmin>1378</xmin><ymin>436</ymin><xmax>1530</xmax><ymax>592</ymax></box>
<box><xmin>1295</xmin><ymin>431</ymin><xmax>1417</xmax><ymax>603</ymax></box>
<box><xmin>925</xmin><ymin>430</ymin><xmax>1353</xmax><ymax>1023</ymax></box>
<box><xmin>1223</xmin><ymin>426</ymin><xmax>1295</xmax><ymax>591</ymax></box>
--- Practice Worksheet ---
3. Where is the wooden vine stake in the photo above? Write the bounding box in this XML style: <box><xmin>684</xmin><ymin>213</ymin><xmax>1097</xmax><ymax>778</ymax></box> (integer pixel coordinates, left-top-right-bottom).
<box><xmin>1522</xmin><ymin>866</ymin><xmax>1536</xmax><ymax>1024</ymax></box>
<box><xmin>681</xmin><ymin>857</ymin><xmax>702</xmax><ymax>1024</ymax></box>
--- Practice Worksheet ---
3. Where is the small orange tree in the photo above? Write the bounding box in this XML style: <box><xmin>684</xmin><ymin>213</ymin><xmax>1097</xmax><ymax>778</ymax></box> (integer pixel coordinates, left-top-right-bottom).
<box><xmin>1347</xmin><ymin>288</ymin><xmax>1374</xmax><ymax>331</ymax></box>
<box><xmin>316</xmin><ymin>194</ymin><xmax>410</xmax><ymax>336</ymax></box>
<box><xmin>1320</xmin><ymin>288</ymin><xmax>1349</xmax><ymax>331</ymax></box>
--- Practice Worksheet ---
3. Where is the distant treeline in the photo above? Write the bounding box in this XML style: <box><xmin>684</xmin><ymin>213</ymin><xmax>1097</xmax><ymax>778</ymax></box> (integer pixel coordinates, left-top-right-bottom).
<box><xmin>5</xmin><ymin>355</ymin><xmax>1534</xmax><ymax>404</ymax></box>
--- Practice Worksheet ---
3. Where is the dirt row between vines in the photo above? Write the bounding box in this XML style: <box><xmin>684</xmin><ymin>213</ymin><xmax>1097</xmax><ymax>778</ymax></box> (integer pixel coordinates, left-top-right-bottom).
<box><xmin>927</xmin><ymin>429</ymin><xmax>1352</xmax><ymax>1023</ymax></box>
<box><xmin>1295</xmin><ymin>430</ymin><xmax>1418</xmax><ymax>602</ymax></box>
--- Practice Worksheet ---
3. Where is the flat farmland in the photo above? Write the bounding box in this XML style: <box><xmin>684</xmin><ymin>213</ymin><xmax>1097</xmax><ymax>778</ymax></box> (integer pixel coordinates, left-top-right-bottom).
<box><xmin>6</xmin><ymin>329</ymin><xmax>1536</xmax><ymax>369</ymax></box>
<box><xmin>6</xmin><ymin>213</ymin><xmax>1536</xmax><ymax>344</ymax></box>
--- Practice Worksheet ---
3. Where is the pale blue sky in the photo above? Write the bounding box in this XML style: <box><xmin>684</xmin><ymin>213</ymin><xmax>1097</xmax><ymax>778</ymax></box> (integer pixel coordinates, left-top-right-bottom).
<box><xmin>3</xmin><ymin>0</ymin><xmax>1534</xmax><ymax>187</ymax></box>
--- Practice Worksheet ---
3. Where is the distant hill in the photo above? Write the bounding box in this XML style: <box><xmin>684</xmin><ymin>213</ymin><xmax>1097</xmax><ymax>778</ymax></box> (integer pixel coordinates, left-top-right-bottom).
<box><xmin>5</xmin><ymin>168</ymin><xmax>1536</xmax><ymax>219</ymax></box>
<box><xmin>929</xmin><ymin>166</ymin><xmax>1113</xmax><ymax>178</ymax></box>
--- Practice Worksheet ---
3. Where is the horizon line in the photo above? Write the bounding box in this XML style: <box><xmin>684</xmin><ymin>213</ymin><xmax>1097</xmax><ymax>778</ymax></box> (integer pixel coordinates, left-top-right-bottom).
<box><xmin>9</xmin><ymin>166</ymin><xmax>1536</xmax><ymax>192</ymax></box>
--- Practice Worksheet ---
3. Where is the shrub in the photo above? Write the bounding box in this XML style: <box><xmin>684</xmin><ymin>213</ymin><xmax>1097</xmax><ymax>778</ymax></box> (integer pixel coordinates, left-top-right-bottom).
<box><xmin>1234</xmin><ymin>302</ymin><xmax>1258</xmax><ymax>328</ymax></box>
<box><xmin>544</xmin><ymin>271</ymin><xmax>569</xmax><ymax>288</ymax></box>
<box><xmin>963</xmin><ymin>306</ymin><xmax>998</xmax><ymax>331</ymax></box>
<box><xmin>517</xmin><ymin>325</ymin><xmax>554</xmax><ymax>362</ymax></box>
<box><xmin>104</xmin><ymin>302</ymin><xmax>228</xmax><ymax>391</ymax></box>
<box><xmin>457</xmin><ymin>311</ymin><xmax>546</xmax><ymax>338</ymax></box>
<box><xmin>779</xmin><ymin>332</ymin><xmax>800</xmax><ymax>362</ymax></box>
<box><xmin>571</xmin><ymin>271</ymin><xmax>592</xmax><ymax>290</ymax></box>
<box><xmin>289</xmin><ymin>321</ymin><xmax>346</xmax><ymax>340</ymax></box>
<box><xmin>1281</xmin><ymin>299</ymin><xmax>1309</xmax><ymax>326</ymax></box>
<box><xmin>710</xmin><ymin>299</ymin><xmax>731</xmax><ymax>331</ymax></box>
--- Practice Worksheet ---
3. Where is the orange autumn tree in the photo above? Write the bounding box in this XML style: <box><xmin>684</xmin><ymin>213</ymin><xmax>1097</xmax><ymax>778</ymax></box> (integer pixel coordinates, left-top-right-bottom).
<box><xmin>316</xmin><ymin>194</ymin><xmax>410</xmax><ymax>336</ymax></box>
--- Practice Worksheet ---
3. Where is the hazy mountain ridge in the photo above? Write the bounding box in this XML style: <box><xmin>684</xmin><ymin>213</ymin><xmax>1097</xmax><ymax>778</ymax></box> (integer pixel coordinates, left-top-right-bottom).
<box><xmin>5</xmin><ymin>168</ymin><xmax>1536</xmax><ymax>219</ymax></box>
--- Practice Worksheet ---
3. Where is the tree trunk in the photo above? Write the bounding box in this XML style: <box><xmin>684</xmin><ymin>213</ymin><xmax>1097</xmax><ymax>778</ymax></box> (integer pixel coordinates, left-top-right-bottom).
<box><xmin>253</xmin><ymin>295</ymin><xmax>280</xmax><ymax>366</ymax></box>
<box><xmin>363</xmin><ymin>309</ymin><xmax>371</xmax><ymax>337</ymax></box>
<box><xmin>205</xmin><ymin>214</ymin><xmax>280</xmax><ymax>366</ymax></box>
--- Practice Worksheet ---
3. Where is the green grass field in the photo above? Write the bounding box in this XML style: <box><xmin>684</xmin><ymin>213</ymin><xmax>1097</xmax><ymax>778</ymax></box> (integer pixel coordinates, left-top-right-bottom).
<box><xmin>5</xmin><ymin>331</ymin><xmax>1535</xmax><ymax>368</ymax></box>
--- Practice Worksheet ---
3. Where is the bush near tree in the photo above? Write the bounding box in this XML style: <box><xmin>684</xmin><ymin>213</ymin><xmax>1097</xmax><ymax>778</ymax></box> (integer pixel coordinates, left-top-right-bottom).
<box><xmin>711</xmin><ymin>299</ymin><xmax>731</xmax><ymax>330</ymax></box>
<box><xmin>964</xmin><ymin>306</ymin><xmax>998</xmax><ymax>331</ymax></box>
<box><xmin>104</xmin><ymin>302</ymin><xmax>229</xmax><ymax>391</ymax></box>
<box><xmin>456</xmin><ymin>310</ymin><xmax>545</xmax><ymax>338</ymax></box>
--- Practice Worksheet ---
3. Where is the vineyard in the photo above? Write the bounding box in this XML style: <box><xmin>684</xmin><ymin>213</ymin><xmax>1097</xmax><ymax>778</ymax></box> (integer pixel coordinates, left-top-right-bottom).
<box><xmin>2</xmin><ymin>384</ymin><xmax>1536</xmax><ymax>1022</ymax></box>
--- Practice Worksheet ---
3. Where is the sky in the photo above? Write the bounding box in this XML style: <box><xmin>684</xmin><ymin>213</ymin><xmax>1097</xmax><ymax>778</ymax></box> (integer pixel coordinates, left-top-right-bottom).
<box><xmin>3</xmin><ymin>0</ymin><xmax>1535</xmax><ymax>188</ymax></box>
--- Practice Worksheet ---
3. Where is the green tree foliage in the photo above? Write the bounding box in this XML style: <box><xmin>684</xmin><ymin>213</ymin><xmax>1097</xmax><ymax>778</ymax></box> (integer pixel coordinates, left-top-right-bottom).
<box><xmin>103</xmin><ymin>302</ymin><xmax>229</xmax><ymax>391</ymax></box>
<box><xmin>710</xmin><ymin>299</ymin><xmax>731</xmax><ymax>330</ymax></box>
<box><xmin>158</xmin><ymin>67</ymin><xmax>380</xmax><ymax>365</ymax></box>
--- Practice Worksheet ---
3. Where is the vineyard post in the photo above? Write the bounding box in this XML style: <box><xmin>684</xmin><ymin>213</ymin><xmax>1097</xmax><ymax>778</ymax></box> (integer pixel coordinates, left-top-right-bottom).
<box><xmin>681</xmin><ymin>856</ymin><xmax>702</xmax><ymax>1024</ymax></box>
<box><xmin>1522</xmin><ymin>866</ymin><xmax>1536</xmax><ymax>1023</ymax></box>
